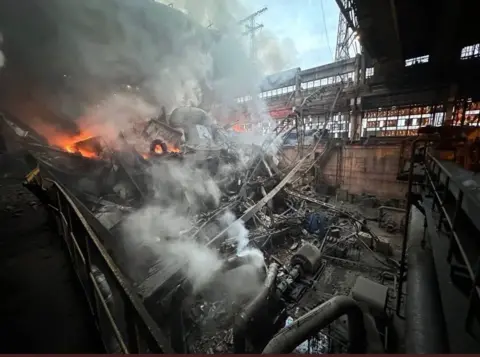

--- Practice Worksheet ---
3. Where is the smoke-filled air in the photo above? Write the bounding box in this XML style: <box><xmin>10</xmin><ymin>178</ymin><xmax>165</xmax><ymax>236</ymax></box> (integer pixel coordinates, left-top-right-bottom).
<box><xmin>7</xmin><ymin>0</ymin><xmax>285</xmax><ymax>297</ymax></box>
<box><xmin>0</xmin><ymin>0</ymin><xmax>290</xmax><ymax>334</ymax></box>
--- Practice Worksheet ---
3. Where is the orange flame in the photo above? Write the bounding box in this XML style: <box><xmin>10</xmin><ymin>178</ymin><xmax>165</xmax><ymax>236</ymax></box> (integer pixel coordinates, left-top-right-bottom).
<box><xmin>29</xmin><ymin>119</ymin><xmax>99</xmax><ymax>158</ymax></box>
<box><xmin>152</xmin><ymin>143</ymin><xmax>180</xmax><ymax>155</ymax></box>
<box><xmin>29</xmin><ymin>117</ymin><xmax>181</xmax><ymax>159</ymax></box>
<box><xmin>232</xmin><ymin>124</ymin><xmax>245</xmax><ymax>133</ymax></box>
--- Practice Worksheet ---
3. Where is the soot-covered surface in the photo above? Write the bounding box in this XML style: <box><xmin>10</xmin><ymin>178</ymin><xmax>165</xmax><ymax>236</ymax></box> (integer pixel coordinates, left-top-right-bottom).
<box><xmin>0</xmin><ymin>153</ymin><xmax>104</xmax><ymax>353</ymax></box>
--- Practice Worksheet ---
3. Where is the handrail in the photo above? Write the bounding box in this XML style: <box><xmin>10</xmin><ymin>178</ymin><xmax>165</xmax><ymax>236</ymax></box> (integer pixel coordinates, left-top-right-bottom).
<box><xmin>423</xmin><ymin>152</ymin><xmax>480</xmax><ymax>336</ymax></box>
<box><xmin>23</xmin><ymin>162</ymin><xmax>174</xmax><ymax>354</ymax></box>
<box><xmin>397</xmin><ymin>135</ymin><xmax>438</xmax><ymax>316</ymax></box>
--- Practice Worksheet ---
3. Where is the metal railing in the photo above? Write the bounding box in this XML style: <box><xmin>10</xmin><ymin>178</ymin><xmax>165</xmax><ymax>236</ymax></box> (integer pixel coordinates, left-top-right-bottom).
<box><xmin>24</xmin><ymin>163</ymin><xmax>173</xmax><ymax>354</ymax></box>
<box><xmin>424</xmin><ymin>153</ymin><xmax>480</xmax><ymax>335</ymax></box>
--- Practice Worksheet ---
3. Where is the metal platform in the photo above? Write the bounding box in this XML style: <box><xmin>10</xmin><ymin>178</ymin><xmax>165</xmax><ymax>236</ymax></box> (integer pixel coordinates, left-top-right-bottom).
<box><xmin>428</xmin><ymin>156</ymin><xmax>480</xmax><ymax>233</ymax></box>
<box><xmin>0</xmin><ymin>165</ymin><xmax>103</xmax><ymax>353</ymax></box>
<box><xmin>402</xmin><ymin>152</ymin><xmax>480</xmax><ymax>352</ymax></box>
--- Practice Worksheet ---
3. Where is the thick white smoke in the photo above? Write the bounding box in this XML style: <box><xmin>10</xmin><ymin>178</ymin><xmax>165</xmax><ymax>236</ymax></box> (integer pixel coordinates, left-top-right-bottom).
<box><xmin>4</xmin><ymin>0</ymin><xmax>280</xmax><ymax>297</ymax></box>
<box><xmin>121</xmin><ymin>158</ymin><xmax>264</xmax><ymax>296</ymax></box>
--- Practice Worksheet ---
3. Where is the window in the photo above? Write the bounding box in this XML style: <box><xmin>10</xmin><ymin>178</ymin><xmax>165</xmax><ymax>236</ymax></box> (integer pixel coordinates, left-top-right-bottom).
<box><xmin>366</xmin><ymin>67</ymin><xmax>374</xmax><ymax>78</ymax></box>
<box><xmin>321</xmin><ymin>78</ymin><xmax>327</xmax><ymax>86</ymax></box>
<box><xmin>460</xmin><ymin>43</ymin><xmax>480</xmax><ymax>60</ymax></box>
<box><xmin>314</xmin><ymin>80</ymin><xmax>320</xmax><ymax>87</ymax></box>
<box><xmin>405</xmin><ymin>55</ymin><xmax>429</xmax><ymax>67</ymax></box>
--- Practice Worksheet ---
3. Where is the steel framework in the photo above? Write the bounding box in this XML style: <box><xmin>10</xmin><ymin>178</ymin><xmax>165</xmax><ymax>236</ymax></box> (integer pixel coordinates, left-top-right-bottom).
<box><xmin>334</xmin><ymin>0</ymin><xmax>360</xmax><ymax>61</ymax></box>
<box><xmin>239</xmin><ymin>7</ymin><xmax>268</xmax><ymax>63</ymax></box>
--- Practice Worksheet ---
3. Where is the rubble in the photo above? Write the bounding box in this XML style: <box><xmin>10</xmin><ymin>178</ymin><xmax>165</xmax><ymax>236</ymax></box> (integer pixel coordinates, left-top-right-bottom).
<box><xmin>3</xmin><ymin>108</ymin><xmax>404</xmax><ymax>353</ymax></box>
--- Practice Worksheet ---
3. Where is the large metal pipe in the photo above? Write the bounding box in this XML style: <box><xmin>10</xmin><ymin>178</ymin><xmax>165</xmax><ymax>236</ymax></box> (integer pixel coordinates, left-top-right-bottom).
<box><xmin>397</xmin><ymin>135</ymin><xmax>438</xmax><ymax>315</ymax></box>
<box><xmin>378</xmin><ymin>206</ymin><xmax>406</xmax><ymax>216</ymax></box>
<box><xmin>405</xmin><ymin>206</ymin><xmax>449</xmax><ymax>353</ymax></box>
<box><xmin>262</xmin><ymin>296</ymin><xmax>366</xmax><ymax>354</ymax></box>
<box><xmin>233</xmin><ymin>263</ymin><xmax>279</xmax><ymax>353</ymax></box>
<box><xmin>221</xmin><ymin>254</ymin><xmax>264</xmax><ymax>273</ymax></box>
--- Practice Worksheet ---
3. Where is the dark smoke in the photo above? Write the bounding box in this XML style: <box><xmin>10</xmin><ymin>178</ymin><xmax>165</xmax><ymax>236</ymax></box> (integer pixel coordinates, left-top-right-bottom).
<box><xmin>0</xmin><ymin>0</ymin><xmax>268</xmax><ymax>121</ymax></box>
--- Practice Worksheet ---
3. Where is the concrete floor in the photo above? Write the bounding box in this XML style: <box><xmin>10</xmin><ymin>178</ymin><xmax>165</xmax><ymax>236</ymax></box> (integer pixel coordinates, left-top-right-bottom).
<box><xmin>0</xmin><ymin>154</ymin><xmax>104</xmax><ymax>353</ymax></box>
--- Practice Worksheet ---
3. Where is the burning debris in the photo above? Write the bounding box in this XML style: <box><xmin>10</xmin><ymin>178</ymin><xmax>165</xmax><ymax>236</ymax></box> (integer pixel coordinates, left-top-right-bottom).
<box><xmin>2</xmin><ymin>103</ymin><xmax>402</xmax><ymax>354</ymax></box>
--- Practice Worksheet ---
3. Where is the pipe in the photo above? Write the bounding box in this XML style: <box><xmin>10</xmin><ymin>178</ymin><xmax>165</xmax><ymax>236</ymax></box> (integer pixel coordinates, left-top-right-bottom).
<box><xmin>397</xmin><ymin>135</ymin><xmax>438</xmax><ymax>316</ymax></box>
<box><xmin>405</xmin><ymin>207</ymin><xmax>449</xmax><ymax>354</ymax></box>
<box><xmin>262</xmin><ymin>296</ymin><xmax>366</xmax><ymax>354</ymax></box>
<box><xmin>378</xmin><ymin>206</ymin><xmax>406</xmax><ymax>216</ymax></box>
<box><xmin>220</xmin><ymin>254</ymin><xmax>266</xmax><ymax>276</ymax></box>
<box><xmin>233</xmin><ymin>263</ymin><xmax>279</xmax><ymax>353</ymax></box>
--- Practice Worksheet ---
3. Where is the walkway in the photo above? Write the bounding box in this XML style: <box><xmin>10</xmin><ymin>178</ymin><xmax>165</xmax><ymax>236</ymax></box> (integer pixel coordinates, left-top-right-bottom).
<box><xmin>0</xmin><ymin>154</ymin><xmax>104</xmax><ymax>353</ymax></box>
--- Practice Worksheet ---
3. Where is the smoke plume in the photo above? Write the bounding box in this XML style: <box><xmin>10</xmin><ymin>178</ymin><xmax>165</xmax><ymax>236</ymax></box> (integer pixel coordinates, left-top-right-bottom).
<box><xmin>0</xmin><ymin>0</ymin><xmax>281</xmax><ymax>298</ymax></box>
<box><xmin>121</xmin><ymin>158</ymin><xmax>263</xmax><ymax>296</ymax></box>
<box><xmin>155</xmin><ymin>0</ymin><xmax>299</xmax><ymax>75</ymax></box>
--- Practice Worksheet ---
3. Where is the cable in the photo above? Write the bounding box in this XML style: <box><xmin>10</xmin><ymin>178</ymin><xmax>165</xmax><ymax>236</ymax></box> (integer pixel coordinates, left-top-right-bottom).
<box><xmin>320</xmin><ymin>0</ymin><xmax>334</xmax><ymax>61</ymax></box>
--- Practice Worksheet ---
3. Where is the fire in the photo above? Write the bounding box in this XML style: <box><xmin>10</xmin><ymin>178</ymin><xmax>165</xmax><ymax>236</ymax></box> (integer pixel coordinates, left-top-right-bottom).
<box><xmin>29</xmin><ymin>119</ymin><xmax>99</xmax><ymax>158</ymax></box>
<box><xmin>153</xmin><ymin>143</ymin><xmax>180</xmax><ymax>154</ymax></box>
<box><xmin>232</xmin><ymin>124</ymin><xmax>246</xmax><ymax>133</ymax></box>
<box><xmin>167</xmin><ymin>145</ymin><xmax>181</xmax><ymax>153</ymax></box>
<box><xmin>64</xmin><ymin>135</ymin><xmax>98</xmax><ymax>158</ymax></box>
<box><xmin>28</xmin><ymin>117</ymin><xmax>181</xmax><ymax>159</ymax></box>
<box><xmin>154</xmin><ymin>144</ymin><xmax>164</xmax><ymax>154</ymax></box>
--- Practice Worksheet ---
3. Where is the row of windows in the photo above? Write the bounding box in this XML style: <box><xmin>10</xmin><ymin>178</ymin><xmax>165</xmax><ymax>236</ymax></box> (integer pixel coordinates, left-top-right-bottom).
<box><xmin>405</xmin><ymin>55</ymin><xmax>430</xmax><ymax>67</ymax></box>
<box><xmin>236</xmin><ymin>86</ymin><xmax>296</xmax><ymax>103</ymax></box>
<box><xmin>461</xmin><ymin>43</ymin><xmax>480</xmax><ymax>60</ymax></box>
<box><xmin>302</xmin><ymin>71</ymin><xmax>355</xmax><ymax>90</ymax></box>
<box><xmin>236</xmin><ymin>72</ymin><xmax>356</xmax><ymax>103</ymax></box>
<box><xmin>404</xmin><ymin>43</ymin><xmax>480</xmax><ymax>67</ymax></box>
<box><xmin>361</xmin><ymin>113</ymin><xmax>446</xmax><ymax>133</ymax></box>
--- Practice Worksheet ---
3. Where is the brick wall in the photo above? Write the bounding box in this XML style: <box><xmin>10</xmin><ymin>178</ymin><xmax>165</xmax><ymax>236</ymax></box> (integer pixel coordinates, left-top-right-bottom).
<box><xmin>281</xmin><ymin>143</ymin><xmax>407</xmax><ymax>199</ymax></box>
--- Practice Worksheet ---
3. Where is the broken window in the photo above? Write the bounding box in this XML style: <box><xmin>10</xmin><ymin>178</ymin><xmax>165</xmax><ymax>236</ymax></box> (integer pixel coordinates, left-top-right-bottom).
<box><xmin>366</xmin><ymin>67</ymin><xmax>374</xmax><ymax>78</ymax></box>
<box><xmin>405</xmin><ymin>55</ymin><xmax>429</xmax><ymax>67</ymax></box>
<box><xmin>460</xmin><ymin>43</ymin><xmax>480</xmax><ymax>60</ymax></box>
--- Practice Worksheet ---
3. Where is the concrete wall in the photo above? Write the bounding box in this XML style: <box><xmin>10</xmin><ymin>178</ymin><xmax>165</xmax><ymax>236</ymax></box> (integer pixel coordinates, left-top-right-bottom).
<box><xmin>282</xmin><ymin>143</ymin><xmax>407</xmax><ymax>199</ymax></box>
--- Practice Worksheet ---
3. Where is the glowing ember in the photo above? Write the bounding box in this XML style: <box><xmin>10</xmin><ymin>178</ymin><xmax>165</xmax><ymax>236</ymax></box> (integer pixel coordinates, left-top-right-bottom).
<box><xmin>232</xmin><ymin>124</ymin><xmax>246</xmax><ymax>133</ymax></box>
<box><xmin>28</xmin><ymin>117</ymin><xmax>180</xmax><ymax>159</ymax></box>
<box><xmin>154</xmin><ymin>144</ymin><xmax>164</xmax><ymax>154</ymax></box>
<box><xmin>167</xmin><ymin>145</ymin><xmax>181</xmax><ymax>153</ymax></box>
<box><xmin>152</xmin><ymin>144</ymin><xmax>180</xmax><ymax>154</ymax></box>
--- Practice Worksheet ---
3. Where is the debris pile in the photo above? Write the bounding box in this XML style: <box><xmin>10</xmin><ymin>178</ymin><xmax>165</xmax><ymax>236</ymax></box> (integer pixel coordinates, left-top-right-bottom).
<box><xmin>2</xmin><ymin>108</ymin><xmax>403</xmax><ymax>354</ymax></box>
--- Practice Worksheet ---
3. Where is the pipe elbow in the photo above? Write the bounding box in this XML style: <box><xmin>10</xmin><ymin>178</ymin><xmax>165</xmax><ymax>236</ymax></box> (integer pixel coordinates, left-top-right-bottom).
<box><xmin>262</xmin><ymin>296</ymin><xmax>366</xmax><ymax>354</ymax></box>
<box><xmin>233</xmin><ymin>263</ymin><xmax>279</xmax><ymax>353</ymax></box>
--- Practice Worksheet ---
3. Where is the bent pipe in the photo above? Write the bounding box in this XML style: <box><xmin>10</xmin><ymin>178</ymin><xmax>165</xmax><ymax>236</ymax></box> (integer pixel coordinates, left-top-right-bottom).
<box><xmin>405</xmin><ymin>208</ymin><xmax>449</xmax><ymax>353</ymax></box>
<box><xmin>262</xmin><ymin>296</ymin><xmax>366</xmax><ymax>354</ymax></box>
<box><xmin>233</xmin><ymin>263</ymin><xmax>279</xmax><ymax>353</ymax></box>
